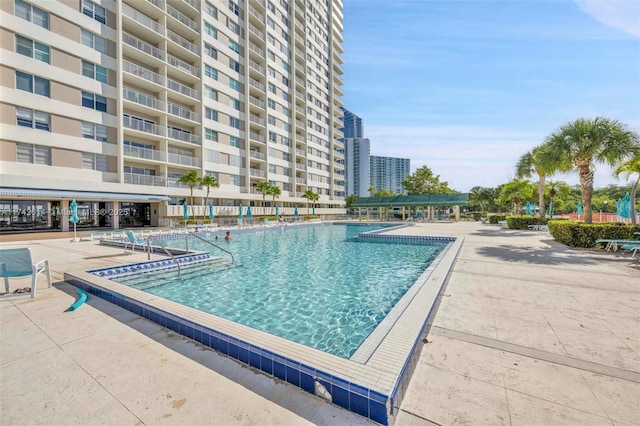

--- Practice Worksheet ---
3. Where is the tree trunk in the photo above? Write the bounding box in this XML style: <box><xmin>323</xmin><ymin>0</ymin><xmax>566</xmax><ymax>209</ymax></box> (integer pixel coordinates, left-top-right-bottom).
<box><xmin>578</xmin><ymin>165</ymin><xmax>594</xmax><ymax>224</ymax></box>
<box><xmin>538</xmin><ymin>175</ymin><xmax>546</xmax><ymax>218</ymax></box>
<box><xmin>631</xmin><ymin>176</ymin><xmax>639</xmax><ymax>226</ymax></box>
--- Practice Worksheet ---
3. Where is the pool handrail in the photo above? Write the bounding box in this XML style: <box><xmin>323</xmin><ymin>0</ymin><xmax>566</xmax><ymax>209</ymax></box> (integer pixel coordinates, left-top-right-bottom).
<box><xmin>146</xmin><ymin>235</ymin><xmax>182</xmax><ymax>278</ymax></box>
<box><xmin>187</xmin><ymin>233</ymin><xmax>236</xmax><ymax>265</ymax></box>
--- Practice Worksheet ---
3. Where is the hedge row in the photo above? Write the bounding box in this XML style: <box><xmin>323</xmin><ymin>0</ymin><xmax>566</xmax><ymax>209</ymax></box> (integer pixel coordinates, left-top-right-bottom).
<box><xmin>547</xmin><ymin>221</ymin><xmax>640</xmax><ymax>248</ymax></box>
<box><xmin>505</xmin><ymin>216</ymin><xmax>548</xmax><ymax>229</ymax></box>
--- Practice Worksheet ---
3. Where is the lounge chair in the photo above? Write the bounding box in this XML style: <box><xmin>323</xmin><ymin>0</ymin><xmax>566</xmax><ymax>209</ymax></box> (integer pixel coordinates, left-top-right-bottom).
<box><xmin>0</xmin><ymin>247</ymin><xmax>51</xmax><ymax>297</ymax></box>
<box><xmin>595</xmin><ymin>239</ymin><xmax>640</xmax><ymax>252</ymax></box>
<box><xmin>124</xmin><ymin>230</ymin><xmax>147</xmax><ymax>254</ymax></box>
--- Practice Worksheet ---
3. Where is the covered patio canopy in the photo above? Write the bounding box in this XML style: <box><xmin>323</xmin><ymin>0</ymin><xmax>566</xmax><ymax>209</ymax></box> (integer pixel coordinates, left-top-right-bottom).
<box><xmin>351</xmin><ymin>193</ymin><xmax>468</xmax><ymax>207</ymax></box>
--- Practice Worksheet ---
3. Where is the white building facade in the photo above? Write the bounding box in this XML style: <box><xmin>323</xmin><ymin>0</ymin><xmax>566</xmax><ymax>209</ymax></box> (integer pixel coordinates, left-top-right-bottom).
<box><xmin>344</xmin><ymin>136</ymin><xmax>369</xmax><ymax>197</ymax></box>
<box><xmin>369</xmin><ymin>155</ymin><xmax>410</xmax><ymax>195</ymax></box>
<box><xmin>0</xmin><ymin>0</ymin><xmax>345</xmax><ymax>232</ymax></box>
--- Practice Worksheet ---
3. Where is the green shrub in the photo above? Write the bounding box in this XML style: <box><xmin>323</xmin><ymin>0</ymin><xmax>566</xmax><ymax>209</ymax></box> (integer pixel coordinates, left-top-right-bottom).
<box><xmin>488</xmin><ymin>214</ymin><xmax>507</xmax><ymax>224</ymax></box>
<box><xmin>506</xmin><ymin>216</ymin><xmax>547</xmax><ymax>230</ymax></box>
<box><xmin>472</xmin><ymin>212</ymin><xmax>488</xmax><ymax>221</ymax></box>
<box><xmin>548</xmin><ymin>221</ymin><xmax>640</xmax><ymax>248</ymax></box>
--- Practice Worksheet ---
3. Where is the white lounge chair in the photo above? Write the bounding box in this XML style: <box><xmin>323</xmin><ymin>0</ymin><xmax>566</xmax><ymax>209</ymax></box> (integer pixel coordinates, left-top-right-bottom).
<box><xmin>124</xmin><ymin>230</ymin><xmax>147</xmax><ymax>254</ymax></box>
<box><xmin>0</xmin><ymin>248</ymin><xmax>52</xmax><ymax>298</ymax></box>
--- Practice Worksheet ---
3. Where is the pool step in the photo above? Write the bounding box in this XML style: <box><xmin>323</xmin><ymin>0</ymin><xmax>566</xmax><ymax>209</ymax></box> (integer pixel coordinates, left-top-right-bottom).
<box><xmin>122</xmin><ymin>258</ymin><xmax>236</xmax><ymax>290</ymax></box>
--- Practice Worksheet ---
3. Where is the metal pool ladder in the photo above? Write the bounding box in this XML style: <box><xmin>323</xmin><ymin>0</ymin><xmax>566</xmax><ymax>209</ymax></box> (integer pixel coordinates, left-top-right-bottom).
<box><xmin>146</xmin><ymin>235</ymin><xmax>182</xmax><ymax>278</ymax></box>
<box><xmin>187</xmin><ymin>233</ymin><xmax>236</xmax><ymax>266</ymax></box>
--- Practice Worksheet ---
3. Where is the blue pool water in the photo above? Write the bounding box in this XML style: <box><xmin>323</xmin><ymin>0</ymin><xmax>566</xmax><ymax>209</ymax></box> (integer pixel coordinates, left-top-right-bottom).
<box><xmin>116</xmin><ymin>224</ymin><xmax>447</xmax><ymax>358</ymax></box>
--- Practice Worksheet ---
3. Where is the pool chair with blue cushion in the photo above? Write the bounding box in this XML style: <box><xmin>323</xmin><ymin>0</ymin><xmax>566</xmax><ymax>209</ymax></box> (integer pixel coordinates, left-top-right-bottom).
<box><xmin>0</xmin><ymin>247</ymin><xmax>51</xmax><ymax>298</ymax></box>
<box><xmin>124</xmin><ymin>230</ymin><xmax>147</xmax><ymax>254</ymax></box>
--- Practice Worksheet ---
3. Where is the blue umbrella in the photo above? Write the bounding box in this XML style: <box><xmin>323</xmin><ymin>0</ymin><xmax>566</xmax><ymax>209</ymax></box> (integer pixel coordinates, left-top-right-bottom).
<box><xmin>69</xmin><ymin>199</ymin><xmax>79</xmax><ymax>241</ymax></box>
<box><xmin>238</xmin><ymin>203</ymin><xmax>243</xmax><ymax>225</ymax></box>
<box><xmin>247</xmin><ymin>205</ymin><xmax>252</xmax><ymax>219</ymax></box>
<box><xmin>616</xmin><ymin>199</ymin><xmax>622</xmax><ymax>217</ymax></box>
<box><xmin>525</xmin><ymin>202</ymin><xmax>531</xmax><ymax>215</ymax></box>
<box><xmin>548</xmin><ymin>201</ymin><xmax>554</xmax><ymax>217</ymax></box>
<box><xmin>294</xmin><ymin>206</ymin><xmax>299</xmax><ymax>217</ymax></box>
<box><xmin>312</xmin><ymin>206</ymin><xmax>316</xmax><ymax>216</ymax></box>
<box><xmin>182</xmin><ymin>200</ymin><xmax>189</xmax><ymax>221</ymax></box>
<box><xmin>208</xmin><ymin>201</ymin><xmax>214</xmax><ymax>221</ymax></box>
<box><xmin>275</xmin><ymin>205</ymin><xmax>279</xmax><ymax>218</ymax></box>
<box><xmin>620</xmin><ymin>193</ymin><xmax>631</xmax><ymax>219</ymax></box>
<box><xmin>577</xmin><ymin>202</ymin><xmax>583</xmax><ymax>216</ymax></box>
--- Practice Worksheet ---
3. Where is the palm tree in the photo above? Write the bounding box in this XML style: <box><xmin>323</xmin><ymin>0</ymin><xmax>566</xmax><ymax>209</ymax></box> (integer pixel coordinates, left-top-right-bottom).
<box><xmin>302</xmin><ymin>189</ymin><xmax>319</xmax><ymax>215</ymax></box>
<box><xmin>499</xmin><ymin>179</ymin><xmax>534</xmax><ymax>215</ymax></box>
<box><xmin>537</xmin><ymin>117</ymin><xmax>639</xmax><ymax>223</ymax></box>
<box><xmin>267</xmin><ymin>184</ymin><xmax>281</xmax><ymax>215</ymax></box>
<box><xmin>546</xmin><ymin>180</ymin><xmax>571</xmax><ymax>215</ymax></box>
<box><xmin>199</xmin><ymin>175</ymin><xmax>219</xmax><ymax>219</ymax></box>
<box><xmin>177</xmin><ymin>170</ymin><xmax>200</xmax><ymax>206</ymax></box>
<box><xmin>615</xmin><ymin>154</ymin><xmax>640</xmax><ymax>225</ymax></box>
<box><xmin>469</xmin><ymin>186</ymin><xmax>493</xmax><ymax>213</ymax></box>
<box><xmin>256</xmin><ymin>181</ymin><xmax>272</xmax><ymax>209</ymax></box>
<box><xmin>515</xmin><ymin>145</ymin><xmax>562</xmax><ymax>218</ymax></box>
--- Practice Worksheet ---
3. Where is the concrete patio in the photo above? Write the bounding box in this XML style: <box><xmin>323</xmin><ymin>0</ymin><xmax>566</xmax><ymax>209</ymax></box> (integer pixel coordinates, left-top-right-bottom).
<box><xmin>1</xmin><ymin>222</ymin><xmax>638</xmax><ymax>425</ymax></box>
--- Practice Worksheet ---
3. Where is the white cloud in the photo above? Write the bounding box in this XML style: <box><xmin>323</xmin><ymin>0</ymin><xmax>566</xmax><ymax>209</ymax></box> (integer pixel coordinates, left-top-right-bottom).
<box><xmin>574</xmin><ymin>0</ymin><xmax>640</xmax><ymax>37</ymax></box>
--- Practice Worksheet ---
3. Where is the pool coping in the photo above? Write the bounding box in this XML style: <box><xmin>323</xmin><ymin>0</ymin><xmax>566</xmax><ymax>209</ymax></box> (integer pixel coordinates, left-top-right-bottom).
<box><xmin>63</xmin><ymin>224</ymin><xmax>463</xmax><ymax>425</ymax></box>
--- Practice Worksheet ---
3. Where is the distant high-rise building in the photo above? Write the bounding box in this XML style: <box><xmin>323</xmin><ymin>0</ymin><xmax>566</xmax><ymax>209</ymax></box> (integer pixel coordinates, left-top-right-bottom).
<box><xmin>370</xmin><ymin>156</ymin><xmax>410</xmax><ymax>195</ymax></box>
<box><xmin>0</xmin><ymin>0</ymin><xmax>346</xmax><ymax>232</ymax></box>
<box><xmin>341</xmin><ymin>108</ymin><xmax>363</xmax><ymax>138</ymax></box>
<box><xmin>345</xmin><ymin>138</ymin><xmax>370</xmax><ymax>197</ymax></box>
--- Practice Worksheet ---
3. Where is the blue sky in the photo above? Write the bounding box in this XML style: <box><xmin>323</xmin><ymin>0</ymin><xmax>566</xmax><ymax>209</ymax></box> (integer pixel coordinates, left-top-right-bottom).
<box><xmin>341</xmin><ymin>0</ymin><xmax>640</xmax><ymax>192</ymax></box>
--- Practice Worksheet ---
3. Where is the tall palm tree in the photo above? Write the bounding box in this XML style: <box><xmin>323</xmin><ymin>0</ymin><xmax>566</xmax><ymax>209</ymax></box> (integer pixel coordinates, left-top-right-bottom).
<box><xmin>515</xmin><ymin>145</ymin><xmax>562</xmax><ymax>218</ymax></box>
<box><xmin>537</xmin><ymin>117</ymin><xmax>639</xmax><ymax>223</ymax></box>
<box><xmin>256</xmin><ymin>181</ymin><xmax>272</xmax><ymax>208</ymax></box>
<box><xmin>615</xmin><ymin>154</ymin><xmax>640</xmax><ymax>225</ymax></box>
<box><xmin>499</xmin><ymin>179</ymin><xmax>534</xmax><ymax>215</ymax></box>
<box><xmin>267</xmin><ymin>184</ymin><xmax>281</xmax><ymax>215</ymax></box>
<box><xmin>546</xmin><ymin>180</ymin><xmax>571</xmax><ymax>215</ymax></box>
<box><xmin>469</xmin><ymin>186</ymin><xmax>493</xmax><ymax>213</ymax></box>
<box><xmin>177</xmin><ymin>170</ymin><xmax>200</xmax><ymax>206</ymax></box>
<box><xmin>199</xmin><ymin>175</ymin><xmax>219</xmax><ymax>219</ymax></box>
<box><xmin>302</xmin><ymin>189</ymin><xmax>319</xmax><ymax>214</ymax></box>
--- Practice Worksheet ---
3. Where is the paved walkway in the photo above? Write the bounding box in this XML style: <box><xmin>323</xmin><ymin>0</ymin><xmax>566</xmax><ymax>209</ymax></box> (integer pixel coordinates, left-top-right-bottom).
<box><xmin>1</xmin><ymin>222</ymin><xmax>638</xmax><ymax>425</ymax></box>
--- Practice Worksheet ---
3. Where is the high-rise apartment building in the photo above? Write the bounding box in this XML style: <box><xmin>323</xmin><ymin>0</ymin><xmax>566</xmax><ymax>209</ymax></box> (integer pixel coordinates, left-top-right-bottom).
<box><xmin>344</xmin><ymin>137</ymin><xmax>369</xmax><ymax>197</ymax></box>
<box><xmin>0</xmin><ymin>0</ymin><xmax>345</xmax><ymax>232</ymax></box>
<box><xmin>340</xmin><ymin>107</ymin><xmax>362</xmax><ymax>138</ymax></box>
<box><xmin>369</xmin><ymin>155</ymin><xmax>410</xmax><ymax>195</ymax></box>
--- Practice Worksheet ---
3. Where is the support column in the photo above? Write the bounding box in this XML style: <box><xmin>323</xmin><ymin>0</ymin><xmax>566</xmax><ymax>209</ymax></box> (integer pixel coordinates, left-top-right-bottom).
<box><xmin>61</xmin><ymin>199</ymin><xmax>69</xmax><ymax>231</ymax></box>
<box><xmin>454</xmin><ymin>205</ymin><xmax>460</xmax><ymax>222</ymax></box>
<box><xmin>112</xmin><ymin>201</ymin><xmax>120</xmax><ymax>230</ymax></box>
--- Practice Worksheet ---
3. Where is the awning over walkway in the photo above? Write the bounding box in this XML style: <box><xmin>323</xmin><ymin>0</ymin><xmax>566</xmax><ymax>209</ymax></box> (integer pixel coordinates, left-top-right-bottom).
<box><xmin>0</xmin><ymin>188</ymin><xmax>171</xmax><ymax>202</ymax></box>
<box><xmin>351</xmin><ymin>193</ymin><xmax>468</xmax><ymax>207</ymax></box>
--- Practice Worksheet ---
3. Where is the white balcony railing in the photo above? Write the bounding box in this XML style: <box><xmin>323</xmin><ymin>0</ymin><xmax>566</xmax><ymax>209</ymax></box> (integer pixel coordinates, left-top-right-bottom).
<box><xmin>123</xmin><ymin>116</ymin><xmax>165</xmax><ymax>136</ymax></box>
<box><xmin>123</xmin><ymin>60</ymin><xmax>164</xmax><ymax>85</ymax></box>
<box><xmin>250</xmin><ymin>168</ymin><xmax>266</xmax><ymax>178</ymax></box>
<box><xmin>167</xmin><ymin>78</ymin><xmax>199</xmax><ymax>99</ymax></box>
<box><xmin>168</xmin><ymin>54</ymin><xmax>199</xmax><ymax>77</ymax></box>
<box><xmin>167</xmin><ymin>29</ymin><xmax>200</xmax><ymax>55</ymax></box>
<box><xmin>250</xmin><ymin>132</ymin><xmax>266</xmax><ymax>143</ymax></box>
<box><xmin>249</xmin><ymin>78</ymin><xmax>265</xmax><ymax>92</ymax></box>
<box><xmin>123</xmin><ymin>32</ymin><xmax>164</xmax><ymax>60</ymax></box>
<box><xmin>249</xmin><ymin>96</ymin><xmax>265</xmax><ymax>108</ymax></box>
<box><xmin>249</xmin><ymin>115</ymin><xmax>265</xmax><ymax>126</ymax></box>
<box><xmin>166</xmin><ymin>4</ymin><xmax>199</xmax><ymax>32</ymax></box>
<box><xmin>249</xmin><ymin>150</ymin><xmax>266</xmax><ymax>160</ymax></box>
<box><xmin>167</xmin><ymin>102</ymin><xmax>200</xmax><ymax>122</ymax></box>
<box><xmin>122</xmin><ymin>3</ymin><xmax>164</xmax><ymax>35</ymax></box>
<box><xmin>167</xmin><ymin>127</ymin><xmax>200</xmax><ymax>145</ymax></box>
<box><xmin>123</xmin><ymin>87</ymin><xmax>164</xmax><ymax>110</ymax></box>
<box><xmin>123</xmin><ymin>145</ymin><xmax>166</xmax><ymax>162</ymax></box>
<box><xmin>124</xmin><ymin>172</ymin><xmax>166</xmax><ymax>187</ymax></box>
<box><xmin>168</xmin><ymin>152</ymin><xmax>201</xmax><ymax>167</ymax></box>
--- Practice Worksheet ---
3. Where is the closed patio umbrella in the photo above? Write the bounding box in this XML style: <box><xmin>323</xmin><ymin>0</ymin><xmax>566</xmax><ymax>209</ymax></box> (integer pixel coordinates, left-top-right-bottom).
<box><xmin>294</xmin><ymin>206</ymin><xmax>299</xmax><ymax>217</ymax></box>
<box><xmin>312</xmin><ymin>206</ymin><xmax>316</xmax><ymax>216</ymax></box>
<box><xmin>247</xmin><ymin>205</ymin><xmax>252</xmax><ymax>219</ymax></box>
<box><xmin>183</xmin><ymin>200</ymin><xmax>189</xmax><ymax>230</ymax></box>
<box><xmin>275</xmin><ymin>205</ymin><xmax>279</xmax><ymax>218</ymax></box>
<box><xmin>577</xmin><ymin>202</ymin><xmax>583</xmax><ymax>219</ymax></box>
<box><xmin>69</xmin><ymin>199</ymin><xmax>79</xmax><ymax>242</ymax></box>
<box><xmin>208</xmin><ymin>201</ymin><xmax>214</xmax><ymax>223</ymax></box>
<box><xmin>238</xmin><ymin>203</ymin><xmax>243</xmax><ymax>225</ymax></box>
<box><xmin>525</xmin><ymin>202</ymin><xmax>531</xmax><ymax>215</ymax></box>
<box><xmin>548</xmin><ymin>201</ymin><xmax>553</xmax><ymax>217</ymax></box>
<box><xmin>620</xmin><ymin>193</ymin><xmax>631</xmax><ymax>220</ymax></box>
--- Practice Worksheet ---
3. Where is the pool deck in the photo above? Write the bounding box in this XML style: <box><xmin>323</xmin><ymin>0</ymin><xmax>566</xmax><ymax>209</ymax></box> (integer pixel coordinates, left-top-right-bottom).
<box><xmin>1</xmin><ymin>222</ymin><xmax>639</xmax><ymax>425</ymax></box>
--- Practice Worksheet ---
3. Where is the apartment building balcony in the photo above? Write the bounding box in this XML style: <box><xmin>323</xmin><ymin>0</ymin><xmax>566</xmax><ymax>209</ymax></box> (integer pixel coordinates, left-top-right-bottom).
<box><xmin>167</xmin><ymin>102</ymin><xmax>200</xmax><ymax>123</ymax></box>
<box><xmin>249</xmin><ymin>96</ymin><xmax>265</xmax><ymax>109</ymax></box>
<box><xmin>167</xmin><ymin>54</ymin><xmax>199</xmax><ymax>79</ymax></box>
<box><xmin>167</xmin><ymin>178</ymin><xmax>190</xmax><ymax>188</ymax></box>
<box><xmin>249</xmin><ymin>78</ymin><xmax>265</xmax><ymax>93</ymax></box>
<box><xmin>249</xmin><ymin>150</ymin><xmax>266</xmax><ymax>161</ymax></box>
<box><xmin>123</xmin><ymin>87</ymin><xmax>165</xmax><ymax>112</ymax></box>
<box><xmin>167</xmin><ymin>127</ymin><xmax>200</xmax><ymax>145</ymax></box>
<box><xmin>248</xmin><ymin>23</ymin><xmax>264</xmax><ymax>39</ymax></box>
<box><xmin>334</xmin><ymin>85</ymin><xmax>344</xmax><ymax>96</ymax></box>
<box><xmin>295</xmin><ymin>163</ymin><xmax>306</xmax><ymax>170</ymax></box>
<box><xmin>167</xmin><ymin>29</ymin><xmax>200</xmax><ymax>58</ymax></box>
<box><xmin>122</xmin><ymin>3</ymin><xmax>165</xmax><ymax>36</ymax></box>
<box><xmin>123</xmin><ymin>32</ymin><xmax>165</xmax><ymax>62</ymax></box>
<box><xmin>295</xmin><ymin>49</ymin><xmax>305</xmax><ymax>61</ymax></box>
<box><xmin>295</xmin><ymin>20</ymin><xmax>305</xmax><ymax>35</ymax></box>
<box><xmin>294</xmin><ymin>5</ymin><xmax>304</xmax><ymax>20</ymax></box>
<box><xmin>333</xmin><ymin>62</ymin><xmax>343</xmax><ymax>76</ymax></box>
<box><xmin>166</xmin><ymin>4</ymin><xmax>199</xmax><ymax>34</ymax></box>
<box><xmin>123</xmin><ymin>115</ymin><xmax>165</xmax><ymax>136</ymax></box>
<box><xmin>295</xmin><ymin>134</ymin><xmax>305</xmax><ymax>143</ymax></box>
<box><xmin>249</xmin><ymin>60</ymin><xmax>265</xmax><ymax>76</ymax></box>
<box><xmin>123</xmin><ymin>144</ymin><xmax>166</xmax><ymax>162</ymax></box>
<box><xmin>123</xmin><ymin>60</ymin><xmax>165</xmax><ymax>88</ymax></box>
<box><xmin>250</xmin><ymin>132</ymin><xmax>266</xmax><ymax>144</ymax></box>
<box><xmin>167</xmin><ymin>78</ymin><xmax>199</xmax><ymax>100</ymax></box>
<box><xmin>124</xmin><ymin>172</ymin><xmax>166</xmax><ymax>187</ymax></box>
<box><xmin>295</xmin><ymin>92</ymin><xmax>305</xmax><ymax>102</ymax></box>
<box><xmin>168</xmin><ymin>152</ymin><xmax>201</xmax><ymax>167</ymax></box>
<box><xmin>250</xmin><ymin>168</ymin><xmax>266</xmax><ymax>178</ymax></box>
<box><xmin>295</xmin><ymin>148</ymin><xmax>306</xmax><ymax>157</ymax></box>
<box><xmin>249</xmin><ymin>114</ymin><xmax>265</xmax><ymax>127</ymax></box>
<box><xmin>248</xmin><ymin>7</ymin><xmax>264</xmax><ymax>24</ymax></box>
<box><xmin>182</xmin><ymin>0</ymin><xmax>200</xmax><ymax>12</ymax></box>
<box><xmin>295</xmin><ymin>63</ymin><xmax>306</xmax><ymax>75</ymax></box>
<box><xmin>296</xmin><ymin>177</ymin><xmax>306</xmax><ymax>184</ymax></box>
<box><xmin>295</xmin><ymin>105</ymin><xmax>305</xmax><ymax>116</ymax></box>
<box><xmin>249</xmin><ymin>42</ymin><xmax>265</xmax><ymax>58</ymax></box>
<box><xmin>295</xmin><ymin>119</ymin><xmax>306</xmax><ymax>129</ymax></box>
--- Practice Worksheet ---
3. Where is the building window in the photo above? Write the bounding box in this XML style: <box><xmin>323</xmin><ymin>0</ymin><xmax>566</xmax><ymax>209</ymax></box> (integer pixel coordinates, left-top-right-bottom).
<box><xmin>230</xmin><ymin>175</ymin><xmax>241</xmax><ymax>186</ymax></box>
<box><xmin>16</xmin><ymin>143</ymin><xmax>51</xmax><ymax>165</ymax></box>
<box><xmin>205</xmin><ymin>107</ymin><xmax>218</xmax><ymax>121</ymax></box>
<box><xmin>82</xmin><ymin>91</ymin><xmax>107</xmax><ymax>112</ymax></box>
<box><xmin>204</xmin><ymin>43</ymin><xmax>217</xmax><ymax>59</ymax></box>
<box><xmin>16</xmin><ymin>107</ymin><xmax>49</xmax><ymax>131</ymax></box>
<box><xmin>204</xmin><ymin>85</ymin><xmax>218</xmax><ymax>100</ymax></box>
<box><xmin>204</xmin><ymin>22</ymin><xmax>217</xmax><ymax>39</ymax></box>
<box><xmin>16</xmin><ymin>71</ymin><xmax>49</xmax><ymax>97</ymax></box>
<box><xmin>205</xmin><ymin>64</ymin><xmax>218</xmax><ymax>80</ymax></box>
<box><xmin>268</xmin><ymin>115</ymin><xmax>276</xmax><ymax>125</ymax></box>
<box><xmin>81</xmin><ymin>29</ymin><xmax>107</xmax><ymax>54</ymax></box>
<box><xmin>230</xmin><ymin>117</ymin><xmax>241</xmax><ymax>129</ymax></box>
<box><xmin>15</xmin><ymin>0</ymin><xmax>48</xmax><ymax>29</ymax></box>
<box><xmin>204</xmin><ymin>1</ymin><xmax>217</xmax><ymax>19</ymax></box>
<box><xmin>229</xmin><ymin>40</ymin><xmax>241</xmax><ymax>54</ymax></box>
<box><xmin>82</xmin><ymin>0</ymin><xmax>106</xmax><ymax>24</ymax></box>
<box><xmin>82</xmin><ymin>60</ymin><xmax>107</xmax><ymax>83</ymax></box>
<box><xmin>230</xmin><ymin>136</ymin><xmax>240</xmax><ymax>148</ymax></box>
<box><xmin>205</xmin><ymin>128</ymin><xmax>218</xmax><ymax>141</ymax></box>
<box><xmin>16</xmin><ymin>35</ymin><xmax>49</xmax><ymax>63</ymax></box>
<box><xmin>268</xmin><ymin>131</ymin><xmax>277</xmax><ymax>142</ymax></box>
<box><xmin>268</xmin><ymin>99</ymin><xmax>276</xmax><ymax>109</ymax></box>
<box><xmin>228</xmin><ymin>0</ymin><xmax>240</xmax><ymax>16</ymax></box>
<box><xmin>229</xmin><ymin>98</ymin><xmax>240</xmax><ymax>110</ymax></box>
<box><xmin>82</xmin><ymin>153</ymin><xmax>108</xmax><ymax>171</ymax></box>
<box><xmin>229</xmin><ymin>59</ymin><xmax>240</xmax><ymax>73</ymax></box>
<box><xmin>229</xmin><ymin>78</ymin><xmax>241</xmax><ymax>91</ymax></box>
<box><xmin>228</xmin><ymin>21</ymin><xmax>240</xmax><ymax>35</ymax></box>
<box><xmin>82</xmin><ymin>122</ymin><xmax>107</xmax><ymax>141</ymax></box>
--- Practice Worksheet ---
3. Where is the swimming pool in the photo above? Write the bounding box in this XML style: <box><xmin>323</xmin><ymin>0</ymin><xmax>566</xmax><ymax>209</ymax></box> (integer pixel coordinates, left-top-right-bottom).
<box><xmin>116</xmin><ymin>224</ymin><xmax>447</xmax><ymax>358</ymax></box>
<box><xmin>65</xmin><ymin>223</ymin><xmax>463</xmax><ymax>425</ymax></box>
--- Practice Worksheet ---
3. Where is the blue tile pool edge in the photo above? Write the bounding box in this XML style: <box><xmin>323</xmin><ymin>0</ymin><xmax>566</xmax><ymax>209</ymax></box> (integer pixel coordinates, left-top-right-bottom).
<box><xmin>63</xmin><ymin>273</ymin><xmax>392</xmax><ymax>425</ymax></box>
